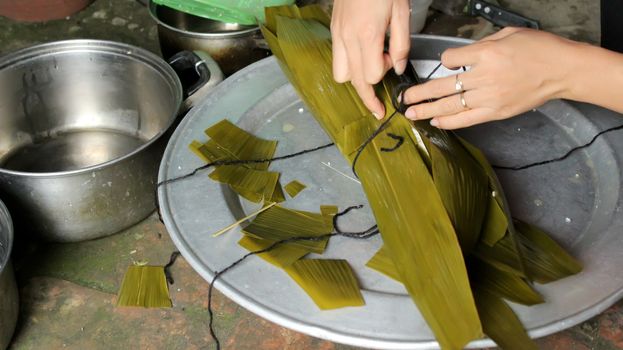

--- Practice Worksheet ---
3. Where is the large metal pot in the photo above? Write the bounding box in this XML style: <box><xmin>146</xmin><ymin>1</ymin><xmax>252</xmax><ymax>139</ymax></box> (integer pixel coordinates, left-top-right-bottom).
<box><xmin>148</xmin><ymin>0</ymin><xmax>270</xmax><ymax>76</ymax></box>
<box><xmin>0</xmin><ymin>40</ymin><xmax>222</xmax><ymax>242</ymax></box>
<box><xmin>0</xmin><ymin>200</ymin><xmax>18</xmax><ymax>350</ymax></box>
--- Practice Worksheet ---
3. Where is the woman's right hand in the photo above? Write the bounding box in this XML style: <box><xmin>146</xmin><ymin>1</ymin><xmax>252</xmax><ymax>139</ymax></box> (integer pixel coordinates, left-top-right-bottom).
<box><xmin>331</xmin><ymin>0</ymin><xmax>411</xmax><ymax>119</ymax></box>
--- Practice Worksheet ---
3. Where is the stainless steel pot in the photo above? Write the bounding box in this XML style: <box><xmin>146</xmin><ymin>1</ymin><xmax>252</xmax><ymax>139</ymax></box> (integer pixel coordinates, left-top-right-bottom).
<box><xmin>0</xmin><ymin>40</ymin><xmax>222</xmax><ymax>242</ymax></box>
<box><xmin>148</xmin><ymin>0</ymin><xmax>270</xmax><ymax>76</ymax></box>
<box><xmin>0</xmin><ymin>200</ymin><xmax>18</xmax><ymax>350</ymax></box>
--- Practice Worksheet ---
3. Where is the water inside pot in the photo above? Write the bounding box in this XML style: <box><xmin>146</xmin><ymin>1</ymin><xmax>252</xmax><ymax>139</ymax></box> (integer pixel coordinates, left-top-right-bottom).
<box><xmin>1</xmin><ymin>129</ymin><xmax>147</xmax><ymax>173</ymax></box>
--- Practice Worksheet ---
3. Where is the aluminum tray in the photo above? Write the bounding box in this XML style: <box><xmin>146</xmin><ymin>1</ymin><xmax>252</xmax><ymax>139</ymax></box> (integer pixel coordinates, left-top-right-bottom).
<box><xmin>158</xmin><ymin>35</ymin><xmax>623</xmax><ymax>349</ymax></box>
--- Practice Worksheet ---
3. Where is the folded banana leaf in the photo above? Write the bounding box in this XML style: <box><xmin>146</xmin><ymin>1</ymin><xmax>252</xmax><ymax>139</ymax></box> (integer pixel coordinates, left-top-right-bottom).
<box><xmin>262</xmin><ymin>5</ymin><xmax>582</xmax><ymax>349</ymax></box>
<box><xmin>263</xmin><ymin>8</ymin><xmax>482</xmax><ymax>348</ymax></box>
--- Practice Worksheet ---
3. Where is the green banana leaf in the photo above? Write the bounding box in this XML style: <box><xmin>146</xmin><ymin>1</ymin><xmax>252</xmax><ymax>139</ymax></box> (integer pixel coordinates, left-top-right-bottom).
<box><xmin>284</xmin><ymin>259</ymin><xmax>365</xmax><ymax>310</ymax></box>
<box><xmin>263</xmin><ymin>8</ymin><xmax>482</xmax><ymax>348</ymax></box>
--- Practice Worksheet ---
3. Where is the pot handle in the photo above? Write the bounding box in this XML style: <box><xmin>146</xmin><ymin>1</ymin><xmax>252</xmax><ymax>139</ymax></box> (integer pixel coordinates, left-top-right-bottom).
<box><xmin>168</xmin><ymin>50</ymin><xmax>224</xmax><ymax>109</ymax></box>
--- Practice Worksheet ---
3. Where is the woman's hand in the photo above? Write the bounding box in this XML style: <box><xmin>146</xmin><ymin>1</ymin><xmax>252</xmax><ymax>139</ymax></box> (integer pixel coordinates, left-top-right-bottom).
<box><xmin>402</xmin><ymin>28</ymin><xmax>586</xmax><ymax>129</ymax></box>
<box><xmin>331</xmin><ymin>0</ymin><xmax>411</xmax><ymax>119</ymax></box>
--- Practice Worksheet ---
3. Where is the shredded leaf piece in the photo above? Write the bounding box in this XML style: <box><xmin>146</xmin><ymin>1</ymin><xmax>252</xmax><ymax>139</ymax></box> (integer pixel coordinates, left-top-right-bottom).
<box><xmin>238</xmin><ymin>235</ymin><xmax>310</xmax><ymax>268</ymax></box>
<box><xmin>284</xmin><ymin>259</ymin><xmax>365</xmax><ymax>310</ymax></box>
<box><xmin>284</xmin><ymin>180</ymin><xmax>307</xmax><ymax>198</ymax></box>
<box><xmin>243</xmin><ymin>205</ymin><xmax>331</xmax><ymax>253</ymax></box>
<box><xmin>117</xmin><ymin>266</ymin><xmax>172</xmax><ymax>308</ymax></box>
<box><xmin>320</xmin><ymin>205</ymin><xmax>339</xmax><ymax>216</ymax></box>
<box><xmin>209</xmin><ymin>165</ymin><xmax>281</xmax><ymax>203</ymax></box>
<box><xmin>366</xmin><ymin>245</ymin><xmax>401</xmax><ymax>282</ymax></box>
<box><xmin>204</xmin><ymin>119</ymin><xmax>278</xmax><ymax>171</ymax></box>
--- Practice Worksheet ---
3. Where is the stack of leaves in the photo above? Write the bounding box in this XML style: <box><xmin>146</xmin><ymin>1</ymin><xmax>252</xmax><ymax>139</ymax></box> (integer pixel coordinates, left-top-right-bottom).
<box><xmin>239</xmin><ymin>204</ymin><xmax>365</xmax><ymax>309</ymax></box>
<box><xmin>190</xmin><ymin>120</ymin><xmax>364</xmax><ymax>309</ymax></box>
<box><xmin>190</xmin><ymin>119</ymin><xmax>286</xmax><ymax>203</ymax></box>
<box><xmin>259</xmin><ymin>5</ymin><xmax>582</xmax><ymax>350</ymax></box>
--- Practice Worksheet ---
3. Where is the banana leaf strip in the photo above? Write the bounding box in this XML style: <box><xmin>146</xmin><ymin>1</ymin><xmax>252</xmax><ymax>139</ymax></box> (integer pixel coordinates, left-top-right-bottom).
<box><xmin>366</xmin><ymin>245</ymin><xmax>401</xmax><ymax>282</ymax></box>
<box><xmin>514</xmin><ymin>220</ymin><xmax>582</xmax><ymax>283</ymax></box>
<box><xmin>238</xmin><ymin>235</ymin><xmax>310</xmax><ymax>268</ymax></box>
<box><xmin>469</xmin><ymin>258</ymin><xmax>543</xmax><ymax>306</ymax></box>
<box><xmin>117</xmin><ymin>266</ymin><xmax>172</xmax><ymax>308</ymax></box>
<box><xmin>284</xmin><ymin>180</ymin><xmax>307</xmax><ymax>198</ymax></box>
<box><xmin>458</xmin><ymin>137</ymin><xmax>527</xmax><ymax>276</ymax></box>
<box><xmin>474</xmin><ymin>234</ymin><xmax>527</xmax><ymax>278</ymax></box>
<box><xmin>204</xmin><ymin>119</ymin><xmax>278</xmax><ymax>171</ymax></box>
<box><xmin>474</xmin><ymin>288</ymin><xmax>537</xmax><ymax>350</ymax></box>
<box><xmin>208</xmin><ymin>165</ymin><xmax>283</xmax><ymax>203</ymax></box>
<box><xmin>480</xmin><ymin>195</ymin><xmax>509</xmax><ymax>247</ymax></box>
<box><xmin>320</xmin><ymin>205</ymin><xmax>339</xmax><ymax>216</ymax></box>
<box><xmin>264</xmin><ymin>9</ymin><xmax>482</xmax><ymax>348</ymax></box>
<box><xmin>284</xmin><ymin>259</ymin><xmax>365</xmax><ymax>310</ymax></box>
<box><xmin>242</xmin><ymin>205</ymin><xmax>331</xmax><ymax>253</ymax></box>
<box><xmin>425</xmin><ymin>129</ymin><xmax>489</xmax><ymax>253</ymax></box>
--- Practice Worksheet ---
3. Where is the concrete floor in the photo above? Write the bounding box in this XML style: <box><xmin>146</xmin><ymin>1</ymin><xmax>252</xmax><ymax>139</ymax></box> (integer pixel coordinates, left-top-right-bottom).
<box><xmin>1</xmin><ymin>0</ymin><xmax>622</xmax><ymax>349</ymax></box>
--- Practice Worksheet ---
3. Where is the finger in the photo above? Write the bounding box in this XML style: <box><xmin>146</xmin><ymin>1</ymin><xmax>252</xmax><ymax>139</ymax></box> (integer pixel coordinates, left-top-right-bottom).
<box><xmin>404</xmin><ymin>90</ymin><xmax>479</xmax><ymax>120</ymax></box>
<box><xmin>359</xmin><ymin>24</ymin><xmax>389</xmax><ymax>84</ymax></box>
<box><xmin>352</xmin><ymin>79</ymin><xmax>385</xmax><ymax>119</ymax></box>
<box><xmin>332</xmin><ymin>37</ymin><xmax>351</xmax><ymax>82</ymax></box>
<box><xmin>429</xmin><ymin>108</ymin><xmax>494</xmax><ymax>130</ymax></box>
<box><xmin>402</xmin><ymin>71</ymin><xmax>475</xmax><ymax>105</ymax></box>
<box><xmin>479</xmin><ymin>27</ymin><xmax>525</xmax><ymax>42</ymax></box>
<box><xmin>389</xmin><ymin>0</ymin><xmax>411</xmax><ymax>75</ymax></box>
<box><xmin>440</xmin><ymin>41</ymin><xmax>494</xmax><ymax>69</ymax></box>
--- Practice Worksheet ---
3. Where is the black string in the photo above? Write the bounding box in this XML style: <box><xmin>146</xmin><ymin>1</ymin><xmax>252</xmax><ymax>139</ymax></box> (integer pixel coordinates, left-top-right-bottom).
<box><xmin>350</xmin><ymin>110</ymin><xmax>400</xmax><ymax>178</ymax></box>
<box><xmin>380</xmin><ymin>133</ymin><xmax>405</xmax><ymax>152</ymax></box>
<box><xmin>492</xmin><ymin>123</ymin><xmax>623</xmax><ymax>171</ymax></box>
<box><xmin>207</xmin><ymin>205</ymin><xmax>379</xmax><ymax>350</ymax></box>
<box><xmin>164</xmin><ymin>251</ymin><xmax>181</xmax><ymax>284</ymax></box>
<box><xmin>157</xmin><ymin>142</ymin><xmax>335</xmax><ymax>188</ymax></box>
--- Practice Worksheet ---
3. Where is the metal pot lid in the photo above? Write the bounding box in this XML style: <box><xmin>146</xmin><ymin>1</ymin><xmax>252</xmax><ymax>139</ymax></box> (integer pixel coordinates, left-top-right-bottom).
<box><xmin>158</xmin><ymin>35</ymin><xmax>623</xmax><ymax>349</ymax></box>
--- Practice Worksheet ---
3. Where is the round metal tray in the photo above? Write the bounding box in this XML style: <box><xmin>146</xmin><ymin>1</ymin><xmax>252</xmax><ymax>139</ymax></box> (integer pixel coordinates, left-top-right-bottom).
<box><xmin>158</xmin><ymin>35</ymin><xmax>623</xmax><ymax>349</ymax></box>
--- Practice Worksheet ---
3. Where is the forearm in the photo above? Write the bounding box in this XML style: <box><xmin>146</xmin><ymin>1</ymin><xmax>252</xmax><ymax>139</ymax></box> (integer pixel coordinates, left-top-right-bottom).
<box><xmin>563</xmin><ymin>43</ymin><xmax>623</xmax><ymax>113</ymax></box>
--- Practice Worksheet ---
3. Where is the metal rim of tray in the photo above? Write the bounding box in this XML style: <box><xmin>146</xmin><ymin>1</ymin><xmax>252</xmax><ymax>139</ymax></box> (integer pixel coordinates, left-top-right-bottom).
<box><xmin>158</xmin><ymin>34</ymin><xmax>623</xmax><ymax>349</ymax></box>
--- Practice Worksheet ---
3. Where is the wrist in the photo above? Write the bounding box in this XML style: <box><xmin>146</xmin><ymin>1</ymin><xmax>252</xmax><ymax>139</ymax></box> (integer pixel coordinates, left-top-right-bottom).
<box><xmin>554</xmin><ymin>40</ymin><xmax>593</xmax><ymax>101</ymax></box>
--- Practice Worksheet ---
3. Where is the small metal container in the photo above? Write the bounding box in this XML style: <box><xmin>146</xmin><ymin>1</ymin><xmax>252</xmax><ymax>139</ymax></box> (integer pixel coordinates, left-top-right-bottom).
<box><xmin>148</xmin><ymin>0</ymin><xmax>270</xmax><ymax>76</ymax></box>
<box><xmin>0</xmin><ymin>199</ymin><xmax>18</xmax><ymax>350</ymax></box>
<box><xmin>0</xmin><ymin>40</ymin><xmax>221</xmax><ymax>242</ymax></box>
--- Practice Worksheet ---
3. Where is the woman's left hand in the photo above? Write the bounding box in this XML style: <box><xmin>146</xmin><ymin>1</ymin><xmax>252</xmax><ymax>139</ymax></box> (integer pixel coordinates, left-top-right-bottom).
<box><xmin>401</xmin><ymin>27</ymin><xmax>584</xmax><ymax>129</ymax></box>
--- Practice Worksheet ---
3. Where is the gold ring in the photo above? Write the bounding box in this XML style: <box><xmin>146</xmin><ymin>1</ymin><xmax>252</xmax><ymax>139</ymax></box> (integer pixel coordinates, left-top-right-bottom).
<box><xmin>460</xmin><ymin>91</ymin><xmax>468</xmax><ymax>109</ymax></box>
<box><xmin>455</xmin><ymin>74</ymin><xmax>464</xmax><ymax>92</ymax></box>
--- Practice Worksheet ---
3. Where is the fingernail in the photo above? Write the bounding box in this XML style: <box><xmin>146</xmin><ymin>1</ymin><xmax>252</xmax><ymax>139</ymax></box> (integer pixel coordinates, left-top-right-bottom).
<box><xmin>372</xmin><ymin>112</ymin><xmax>382</xmax><ymax>120</ymax></box>
<box><xmin>405</xmin><ymin>108</ymin><xmax>416</xmax><ymax>119</ymax></box>
<box><xmin>397</xmin><ymin>92</ymin><xmax>403</xmax><ymax>104</ymax></box>
<box><xmin>394</xmin><ymin>59</ymin><xmax>407</xmax><ymax>75</ymax></box>
<box><xmin>430</xmin><ymin>119</ymin><xmax>439</xmax><ymax>127</ymax></box>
